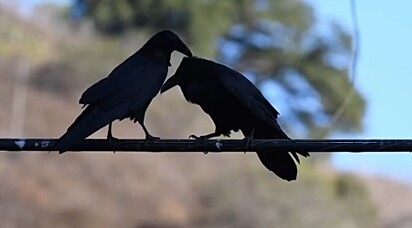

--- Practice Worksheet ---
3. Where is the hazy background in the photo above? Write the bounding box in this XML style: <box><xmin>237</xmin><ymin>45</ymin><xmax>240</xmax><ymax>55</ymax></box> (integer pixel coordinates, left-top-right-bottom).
<box><xmin>0</xmin><ymin>0</ymin><xmax>411</xmax><ymax>227</ymax></box>
<box><xmin>308</xmin><ymin>0</ymin><xmax>412</xmax><ymax>183</ymax></box>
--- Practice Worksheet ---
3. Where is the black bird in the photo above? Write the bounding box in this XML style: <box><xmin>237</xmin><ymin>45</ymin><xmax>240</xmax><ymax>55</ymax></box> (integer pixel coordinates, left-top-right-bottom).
<box><xmin>56</xmin><ymin>30</ymin><xmax>192</xmax><ymax>153</ymax></box>
<box><xmin>161</xmin><ymin>57</ymin><xmax>309</xmax><ymax>181</ymax></box>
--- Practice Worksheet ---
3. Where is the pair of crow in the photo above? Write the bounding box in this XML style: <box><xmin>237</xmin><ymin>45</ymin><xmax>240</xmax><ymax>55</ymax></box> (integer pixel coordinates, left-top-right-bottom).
<box><xmin>56</xmin><ymin>30</ymin><xmax>309</xmax><ymax>181</ymax></box>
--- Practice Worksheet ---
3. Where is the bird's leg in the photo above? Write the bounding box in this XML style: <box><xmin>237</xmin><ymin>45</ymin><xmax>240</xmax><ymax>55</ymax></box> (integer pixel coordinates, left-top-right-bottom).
<box><xmin>243</xmin><ymin>129</ymin><xmax>255</xmax><ymax>154</ymax></box>
<box><xmin>107</xmin><ymin>122</ymin><xmax>118</xmax><ymax>153</ymax></box>
<box><xmin>107</xmin><ymin>123</ymin><xmax>119</xmax><ymax>141</ymax></box>
<box><xmin>141</xmin><ymin>124</ymin><xmax>160</xmax><ymax>141</ymax></box>
<box><xmin>139</xmin><ymin>121</ymin><xmax>160</xmax><ymax>149</ymax></box>
<box><xmin>189</xmin><ymin>132</ymin><xmax>221</xmax><ymax>154</ymax></box>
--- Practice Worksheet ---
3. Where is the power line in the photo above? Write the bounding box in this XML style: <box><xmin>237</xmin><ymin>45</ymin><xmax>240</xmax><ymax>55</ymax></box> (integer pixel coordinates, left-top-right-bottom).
<box><xmin>319</xmin><ymin>0</ymin><xmax>361</xmax><ymax>138</ymax></box>
<box><xmin>1</xmin><ymin>138</ymin><xmax>412</xmax><ymax>152</ymax></box>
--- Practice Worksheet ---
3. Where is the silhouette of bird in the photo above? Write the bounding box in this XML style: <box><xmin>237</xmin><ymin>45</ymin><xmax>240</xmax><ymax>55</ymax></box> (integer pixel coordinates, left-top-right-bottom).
<box><xmin>56</xmin><ymin>30</ymin><xmax>192</xmax><ymax>153</ymax></box>
<box><xmin>161</xmin><ymin>57</ymin><xmax>309</xmax><ymax>181</ymax></box>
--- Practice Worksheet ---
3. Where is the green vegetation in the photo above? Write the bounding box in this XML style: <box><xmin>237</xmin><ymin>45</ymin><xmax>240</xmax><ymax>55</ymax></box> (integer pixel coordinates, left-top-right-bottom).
<box><xmin>0</xmin><ymin>8</ymin><xmax>54</xmax><ymax>64</ymax></box>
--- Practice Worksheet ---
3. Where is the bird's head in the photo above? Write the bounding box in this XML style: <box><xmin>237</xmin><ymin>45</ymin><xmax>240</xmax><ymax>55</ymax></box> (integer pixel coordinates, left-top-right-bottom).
<box><xmin>161</xmin><ymin>56</ymin><xmax>195</xmax><ymax>93</ymax></box>
<box><xmin>142</xmin><ymin>30</ymin><xmax>193</xmax><ymax>59</ymax></box>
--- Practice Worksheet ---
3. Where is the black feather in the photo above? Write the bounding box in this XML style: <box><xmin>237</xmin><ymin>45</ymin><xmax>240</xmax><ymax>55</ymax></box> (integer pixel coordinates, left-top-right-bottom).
<box><xmin>161</xmin><ymin>57</ymin><xmax>309</xmax><ymax>181</ymax></box>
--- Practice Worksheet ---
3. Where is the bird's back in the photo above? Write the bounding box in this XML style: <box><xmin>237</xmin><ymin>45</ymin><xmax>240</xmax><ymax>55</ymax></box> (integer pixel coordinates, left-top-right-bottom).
<box><xmin>178</xmin><ymin>61</ymin><xmax>259</xmax><ymax>136</ymax></box>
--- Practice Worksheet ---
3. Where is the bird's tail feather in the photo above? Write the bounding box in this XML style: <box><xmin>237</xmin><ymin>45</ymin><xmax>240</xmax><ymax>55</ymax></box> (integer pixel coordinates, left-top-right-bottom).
<box><xmin>56</xmin><ymin>105</ymin><xmax>115</xmax><ymax>153</ymax></box>
<box><xmin>254</xmin><ymin>124</ymin><xmax>309</xmax><ymax>181</ymax></box>
<box><xmin>274</xmin><ymin>128</ymin><xmax>310</xmax><ymax>161</ymax></box>
<box><xmin>256</xmin><ymin>151</ymin><xmax>298</xmax><ymax>181</ymax></box>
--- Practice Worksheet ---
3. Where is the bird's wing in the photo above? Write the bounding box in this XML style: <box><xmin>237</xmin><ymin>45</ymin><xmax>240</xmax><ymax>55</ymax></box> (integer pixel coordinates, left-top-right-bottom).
<box><xmin>79</xmin><ymin>54</ymin><xmax>156</xmax><ymax>106</ymax></box>
<box><xmin>99</xmin><ymin>63</ymin><xmax>166</xmax><ymax>111</ymax></box>
<box><xmin>57</xmin><ymin>59</ymin><xmax>167</xmax><ymax>153</ymax></box>
<box><xmin>216</xmin><ymin>64</ymin><xmax>280</xmax><ymax>125</ymax></box>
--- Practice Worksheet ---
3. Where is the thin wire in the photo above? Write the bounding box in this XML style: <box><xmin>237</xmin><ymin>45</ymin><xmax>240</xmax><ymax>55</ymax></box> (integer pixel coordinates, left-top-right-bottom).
<box><xmin>319</xmin><ymin>0</ymin><xmax>360</xmax><ymax>138</ymax></box>
<box><xmin>1</xmin><ymin>138</ymin><xmax>412</xmax><ymax>152</ymax></box>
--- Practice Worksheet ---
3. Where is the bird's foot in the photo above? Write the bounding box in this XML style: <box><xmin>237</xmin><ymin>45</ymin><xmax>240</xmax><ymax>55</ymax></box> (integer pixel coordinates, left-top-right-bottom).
<box><xmin>108</xmin><ymin>135</ymin><xmax>119</xmax><ymax>142</ymax></box>
<box><xmin>144</xmin><ymin>134</ymin><xmax>160</xmax><ymax>147</ymax></box>
<box><xmin>189</xmin><ymin>135</ymin><xmax>207</xmax><ymax>140</ymax></box>
<box><xmin>243</xmin><ymin>129</ymin><xmax>255</xmax><ymax>154</ymax></box>
<box><xmin>189</xmin><ymin>134</ymin><xmax>209</xmax><ymax>154</ymax></box>
<box><xmin>146</xmin><ymin>134</ymin><xmax>161</xmax><ymax>141</ymax></box>
<box><xmin>107</xmin><ymin>135</ymin><xmax>119</xmax><ymax>154</ymax></box>
<box><xmin>243</xmin><ymin>135</ymin><xmax>254</xmax><ymax>154</ymax></box>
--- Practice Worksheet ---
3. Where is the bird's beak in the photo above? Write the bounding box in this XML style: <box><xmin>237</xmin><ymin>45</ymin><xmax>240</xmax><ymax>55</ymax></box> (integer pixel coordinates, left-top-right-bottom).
<box><xmin>175</xmin><ymin>39</ymin><xmax>193</xmax><ymax>57</ymax></box>
<box><xmin>161</xmin><ymin>74</ymin><xmax>180</xmax><ymax>94</ymax></box>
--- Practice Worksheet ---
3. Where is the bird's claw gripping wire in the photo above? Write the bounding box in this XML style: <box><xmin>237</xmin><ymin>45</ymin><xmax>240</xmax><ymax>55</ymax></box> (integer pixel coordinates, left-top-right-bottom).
<box><xmin>243</xmin><ymin>129</ymin><xmax>255</xmax><ymax>154</ymax></box>
<box><xmin>189</xmin><ymin>134</ymin><xmax>210</xmax><ymax>154</ymax></box>
<box><xmin>189</xmin><ymin>134</ymin><xmax>208</xmax><ymax>140</ymax></box>
<box><xmin>107</xmin><ymin>123</ymin><xmax>119</xmax><ymax>153</ymax></box>
<box><xmin>107</xmin><ymin>134</ymin><xmax>119</xmax><ymax>154</ymax></box>
<box><xmin>144</xmin><ymin>134</ymin><xmax>161</xmax><ymax>148</ymax></box>
<box><xmin>146</xmin><ymin>134</ymin><xmax>161</xmax><ymax>141</ymax></box>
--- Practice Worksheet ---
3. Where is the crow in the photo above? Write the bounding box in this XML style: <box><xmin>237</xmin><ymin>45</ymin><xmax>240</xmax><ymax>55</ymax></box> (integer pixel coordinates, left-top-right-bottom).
<box><xmin>56</xmin><ymin>30</ymin><xmax>192</xmax><ymax>153</ymax></box>
<box><xmin>161</xmin><ymin>57</ymin><xmax>309</xmax><ymax>181</ymax></box>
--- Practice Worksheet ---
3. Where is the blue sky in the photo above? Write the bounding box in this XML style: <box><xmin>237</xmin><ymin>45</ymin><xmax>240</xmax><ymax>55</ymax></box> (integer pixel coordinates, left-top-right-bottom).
<box><xmin>19</xmin><ymin>0</ymin><xmax>412</xmax><ymax>182</ymax></box>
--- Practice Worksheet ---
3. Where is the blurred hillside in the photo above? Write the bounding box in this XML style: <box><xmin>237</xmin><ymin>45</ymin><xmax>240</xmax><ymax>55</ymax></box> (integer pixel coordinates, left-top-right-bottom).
<box><xmin>0</xmin><ymin>2</ymin><xmax>409</xmax><ymax>228</ymax></box>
